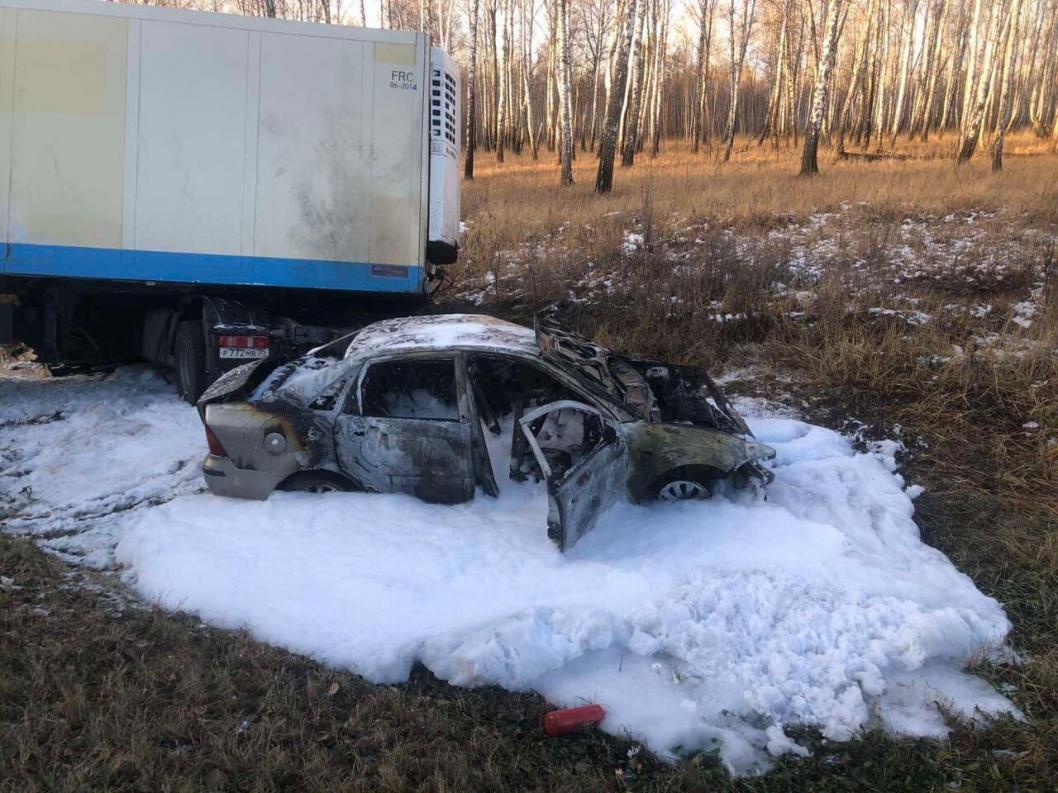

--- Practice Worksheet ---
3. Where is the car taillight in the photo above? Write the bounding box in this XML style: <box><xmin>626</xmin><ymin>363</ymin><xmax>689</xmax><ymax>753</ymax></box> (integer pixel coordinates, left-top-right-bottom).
<box><xmin>217</xmin><ymin>334</ymin><xmax>270</xmax><ymax>349</ymax></box>
<box><xmin>205</xmin><ymin>425</ymin><xmax>227</xmax><ymax>456</ymax></box>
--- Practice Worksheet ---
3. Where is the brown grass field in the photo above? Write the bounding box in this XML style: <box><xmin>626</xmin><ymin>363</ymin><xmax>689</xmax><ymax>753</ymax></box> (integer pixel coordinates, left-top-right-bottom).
<box><xmin>3</xmin><ymin>134</ymin><xmax>1058</xmax><ymax>791</ymax></box>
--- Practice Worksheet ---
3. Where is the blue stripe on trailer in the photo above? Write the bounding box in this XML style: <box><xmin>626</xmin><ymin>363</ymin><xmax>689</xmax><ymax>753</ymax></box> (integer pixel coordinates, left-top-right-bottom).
<box><xmin>2</xmin><ymin>243</ymin><xmax>425</xmax><ymax>294</ymax></box>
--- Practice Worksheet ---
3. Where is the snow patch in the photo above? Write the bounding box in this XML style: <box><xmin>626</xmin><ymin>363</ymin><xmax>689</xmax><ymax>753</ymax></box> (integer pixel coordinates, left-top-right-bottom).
<box><xmin>114</xmin><ymin>414</ymin><xmax>1013</xmax><ymax>774</ymax></box>
<box><xmin>1</xmin><ymin>367</ymin><xmax>204</xmax><ymax>568</ymax></box>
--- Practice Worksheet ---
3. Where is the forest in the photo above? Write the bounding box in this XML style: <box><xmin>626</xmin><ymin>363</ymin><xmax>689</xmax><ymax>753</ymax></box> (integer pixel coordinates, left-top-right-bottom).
<box><xmin>139</xmin><ymin>0</ymin><xmax>1058</xmax><ymax>183</ymax></box>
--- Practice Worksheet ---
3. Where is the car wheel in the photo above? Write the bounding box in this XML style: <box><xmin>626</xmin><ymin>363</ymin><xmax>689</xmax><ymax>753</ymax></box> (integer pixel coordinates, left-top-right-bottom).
<box><xmin>175</xmin><ymin>320</ymin><xmax>206</xmax><ymax>405</ymax></box>
<box><xmin>651</xmin><ymin>466</ymin><xmax>719</xmax><ymax>503</ymax></box>
<box><xmin>657</xmin><ymin>479</ymin><xmax>713</xmax><ymax>502</ymax></box>
<box><xmin>279</xmin><ymin>471</ymin><xmax>355</xmax><ymax>494</ymax></box>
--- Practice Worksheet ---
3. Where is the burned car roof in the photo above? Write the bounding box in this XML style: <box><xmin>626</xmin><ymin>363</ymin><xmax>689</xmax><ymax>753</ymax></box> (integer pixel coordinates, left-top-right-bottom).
<box><xmin>344</xmin><ymin>315</ymin><xmax>539</xmax><ymax>360</ymax></box>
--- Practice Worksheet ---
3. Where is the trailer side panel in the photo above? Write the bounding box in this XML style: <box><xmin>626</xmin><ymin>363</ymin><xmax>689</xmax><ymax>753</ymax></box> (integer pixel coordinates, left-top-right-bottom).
<box><xmin>0</xmin><ymin>0</ymin><xmax>429</xmax><ymax>295</ymax></box>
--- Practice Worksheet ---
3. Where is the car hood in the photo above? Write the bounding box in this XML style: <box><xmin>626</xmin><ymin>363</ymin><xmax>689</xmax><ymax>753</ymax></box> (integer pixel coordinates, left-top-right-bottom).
<box><xmin>534</xmin><ymin>305</ymin><xmax>753</xmax><ymax>436</ymax></box>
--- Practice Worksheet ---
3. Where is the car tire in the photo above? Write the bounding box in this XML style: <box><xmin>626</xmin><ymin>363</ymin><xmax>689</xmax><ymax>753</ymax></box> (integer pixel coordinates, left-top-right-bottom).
<box><xmin>651</xmin><ymin>467</ymin><xmax>719</xmax><ymax>503</ymax></box>
<box><xmin>279</xmin><ymin>471</ymin><xmax>356</xmax><ymax>494</ymax></box>
<box><xmin>175</xmin><ymin>320</ymin><xmax>207</xmax><ymax>405</ymax></box>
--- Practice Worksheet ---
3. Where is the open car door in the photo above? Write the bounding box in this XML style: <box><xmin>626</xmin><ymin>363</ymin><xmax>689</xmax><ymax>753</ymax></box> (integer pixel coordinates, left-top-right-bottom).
<box><xmin>518</xmin><ymin>401</ymin><xmax>629</xmax><ymax>552</ymax></box>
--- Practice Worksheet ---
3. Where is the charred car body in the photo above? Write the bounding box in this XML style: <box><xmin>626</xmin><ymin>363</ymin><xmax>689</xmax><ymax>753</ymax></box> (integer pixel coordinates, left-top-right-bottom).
<box><xmin>198</xmin><ymin>309</ymin><xmax>775</xmax><ymax>551</ymax></box>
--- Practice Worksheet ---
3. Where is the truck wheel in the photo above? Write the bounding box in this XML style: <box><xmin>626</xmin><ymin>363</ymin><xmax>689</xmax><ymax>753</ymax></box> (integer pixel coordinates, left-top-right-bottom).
<box><xmin>175</xmin><ymin>320</ymin><xmax>206</xmax><ymax>404</ymax></box>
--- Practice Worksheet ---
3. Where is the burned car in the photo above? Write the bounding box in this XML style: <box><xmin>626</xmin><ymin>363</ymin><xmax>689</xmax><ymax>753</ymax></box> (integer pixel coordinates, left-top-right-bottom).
<box><xmin>197</xmin><ymin>309</ymin><xmax>775</xmax><ymax>551</ymax></box>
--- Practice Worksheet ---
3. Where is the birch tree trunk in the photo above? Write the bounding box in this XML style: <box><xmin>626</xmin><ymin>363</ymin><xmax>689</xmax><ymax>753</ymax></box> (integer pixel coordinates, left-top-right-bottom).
<box><xmin>958</xmin><ymin>0</ymin><xmax>1005</xmax><ymax>163</ymax></box>
<box><xmin>691</xmin><ymin>0</ymin><xmax>716</xmax><ymax>151</ymax></box>
<box><xmin>889</xmin><ymin>0</ymin><xmax>919</xmax><ymax>141</ymax></box>
<box><xmin>545</xmin><ymin>0</ymin><xmax>557</xmax><ymax>150</ymax></box>
<box><xmin>557</xmin><ymin>0</ymin><xmax>575</xmax><ymax>184</ymax></box>
<box><xmin>596</xmin><ymin>0</ymin><xmax>626</xmax><ymax>153</ymax></box>
<box><xmin>961</xmin><ymin>0</ymin><xmax>986</xmax><ymax>131</ymax></box>
<box><xmin>650</xmin><ymin>0</ymin><xmax>670</xmax><ymax>156</ymax></box>
<box><xmin>787</xmin><ymin>8</ymin><xmax>802</xmax><ymax>145</ymax></box>
<box><xmin>991</xmin><ymin>0</ymin><xmax>1023</xmax><ymax>169</ymax></box>
<box><xmin>759</xmin><ymin>0</ymin><xmax>790</xmax><ymax>147</ymax></box>
<box><xmin>836</xmin><ymin>0</ymin><xmax>877</xmax><ymax>155</ymax></box>
<box><xmin>521</xmin><ymin>0</ymin><xmax>540</xmax><ymax>158</ymax></box>
<box><xmin>941</xmin><ymin>2</ymin><xmax>970</xmax><ymax>133</ymax></box>
<box><xmin>801</xmin><ymin>0</ymin><xmax>843</xmax><ymax>174</ymax></box>
<box><xmin>916</xmin><ymin>0</ymin><xmax>948</xmax><ymax>140</ymax></box>
<box><xmin>486</xmin><ymin>0</ymin><xmax>500</xmax><ymax>152</ymax></box>
<box><xmin>871</xmin><ymin>0</ymin><xmax>891</xmax><ymax>149</ymax></box>
<box><xmin>464</xmin><ymin>0</ymin><xmax>481</xmax><ymax>179</ymax></box>
<box><xmin>722</xmin><ymin>0</ymin><xmax>757</xmax><ymax>162</ymax></box>
<box><xmin>621</xmin><ymin>0</ymin><xmax>649</xmax><ymax>165</ymax></box>
<box><xmin>495</xmin><ymin>0</ymin><xmax>509</xmax><ymax>162</ymax></box>
<box><xmin>596</xmin><ymin>0</ymin><xmax>638</xmax><ymax>192</ymax></box>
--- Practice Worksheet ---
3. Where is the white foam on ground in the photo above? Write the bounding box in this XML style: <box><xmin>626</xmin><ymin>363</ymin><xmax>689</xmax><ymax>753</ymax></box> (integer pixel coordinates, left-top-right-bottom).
<box><xmin>0</xmin><ymin>367</ymin><xmax>204</xmax><ymax>567</ymax></box>
<box><xmin>1</xmin><ymin>369</ymin><xmax>1017</xmax><ymax>773</ymax></box>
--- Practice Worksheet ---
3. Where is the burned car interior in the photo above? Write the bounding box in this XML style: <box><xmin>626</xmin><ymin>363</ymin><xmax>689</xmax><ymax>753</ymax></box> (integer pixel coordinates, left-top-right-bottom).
<box><xmin>360</xmin><ymin>358</ymin><xmax>460</xmax><ymax>422</ymax></box>
<box><xmin>533</xmin><ymin>304</ymin><xmax>749</xmax><ymax>435</ymax></box>
<box><xmin>198</xmin><ymin>310</ymin><xmax>775</xmax><ymax>551</ymax></box>
<box><xmin>467</xmin><ymin>355</ymin><xmax>591</xmax><ymax>482</ymax></box>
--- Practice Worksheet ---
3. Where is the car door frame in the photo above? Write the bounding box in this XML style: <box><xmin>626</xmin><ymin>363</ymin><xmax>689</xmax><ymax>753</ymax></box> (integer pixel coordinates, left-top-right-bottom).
<box><xmin>518</xmin><ymin>399</ymin><xmax>630</xmax><ymax>551</ymax></box>
<box><xmin>332</xmin><ymin>351</ymin><xmax>478</xmax><ymax>503</ymax></box>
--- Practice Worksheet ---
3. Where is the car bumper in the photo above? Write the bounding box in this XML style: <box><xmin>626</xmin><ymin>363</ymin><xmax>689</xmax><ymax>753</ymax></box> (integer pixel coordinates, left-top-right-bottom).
<box><xmin>202</xmin><ymin>454</ymin><xmax>285</xmax><ymax>500</ymax></box>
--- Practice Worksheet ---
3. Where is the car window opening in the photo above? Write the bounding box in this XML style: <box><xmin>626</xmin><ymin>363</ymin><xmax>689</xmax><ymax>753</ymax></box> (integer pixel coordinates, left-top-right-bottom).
<box><xmin>468</xmin><ymin>355</ymin><xmax>603</xmax><ymax>483</ymax></box>
<box><xmin>522</xmin><ymin>408</ymin><xmax>605</xmax><ymax>481</ymax></box>
<box><xmin>361</xmin><ymin>359</ymin><xmax>459</xmax><ymax>421</ymax></box>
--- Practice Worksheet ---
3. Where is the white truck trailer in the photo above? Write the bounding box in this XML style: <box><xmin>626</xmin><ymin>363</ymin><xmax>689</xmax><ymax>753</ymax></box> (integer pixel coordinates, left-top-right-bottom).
<box><xmin>0</xmin><ymin>0</ymin><xmax>460</xmax><ymax>400</ymax></box>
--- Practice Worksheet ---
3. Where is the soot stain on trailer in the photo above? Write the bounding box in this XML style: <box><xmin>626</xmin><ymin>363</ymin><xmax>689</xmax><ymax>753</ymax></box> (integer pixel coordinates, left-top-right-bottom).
<box><xmin>290</xmin><ymin>118</ymin><xmax>399</xmax><ymax>265</ymax></box>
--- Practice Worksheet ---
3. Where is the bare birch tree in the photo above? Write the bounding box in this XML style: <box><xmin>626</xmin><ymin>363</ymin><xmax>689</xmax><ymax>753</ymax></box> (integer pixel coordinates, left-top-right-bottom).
<box><xmin>620</xmin><ymin>0</ymin><xmax>649</xmax><ymax>165</ymax></box>
<box><xmin>991</xmin><ymin>0</ymin><xmax>1024</xmax><ymax>168</ymax></box>
<box><xmin>596</xmin><ymin>0</ymin><xmax>638</xmax><ymax>192</ymax></box>
<box><xmin>465</xmin><ymin>0</ymin><xmax>481</xmax><ymax>179</ymax></box>
<box><xmin>958</xmin><ymin>0</ymin><xmax>1006</xmax><ymax>163</ymax></box>
<box><xmin>801</xmin><ymin>0</ymin><xmax>843</xmax><ymax>174</ymax></box>
<box><xmin>691</xmin><ymin>0</ymin><xmax>718</xmax><ymax>151</ymax></box>
<box><xmin>556</xmin><ymin>0</ymin><xmax>575</xmax><ymax>184</ymax></box>
<box><xmin>722</xmin><ymin>0</ymin><xmax>758</xmax><ymax>162</ymax></box>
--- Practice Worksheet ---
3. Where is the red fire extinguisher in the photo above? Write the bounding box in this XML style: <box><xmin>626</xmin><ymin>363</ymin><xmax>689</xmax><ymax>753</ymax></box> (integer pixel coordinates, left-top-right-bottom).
<box><xmin>543</xmin><ymin>704</ymin><xmax>606</xmax><ymax>736</ymax></box>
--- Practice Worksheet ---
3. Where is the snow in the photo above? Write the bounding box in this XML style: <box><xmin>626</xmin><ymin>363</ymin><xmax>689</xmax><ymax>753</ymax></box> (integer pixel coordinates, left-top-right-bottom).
<box><xmin>345</xmin><ymin>314</ymin><xmax>537</xmax><ymax>358</ymax></box>
<box><xmin>1</xmin><ymin>368</ymin><xmax>204</xmax><ymax>568</ymax></box>
<box><xmin>623</xmin><ymin>232</ymin><xmax>644</xmax><ymax>253</ymax></box>
<box><xmin>1</xmin><ymin>368</ymin><xmax>1018</xmax><ymax>775</ymax></box>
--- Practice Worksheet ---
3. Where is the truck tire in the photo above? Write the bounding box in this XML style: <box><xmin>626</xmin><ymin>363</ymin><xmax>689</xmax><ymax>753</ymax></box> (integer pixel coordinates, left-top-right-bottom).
<box><xmin>175</xmin><ymin>320</ymin><xmax>206</xmax><ymax>404</ymax></box>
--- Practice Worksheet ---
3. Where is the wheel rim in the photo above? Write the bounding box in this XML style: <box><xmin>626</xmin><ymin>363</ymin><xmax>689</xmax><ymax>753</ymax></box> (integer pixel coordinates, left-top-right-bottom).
<box><xmin>305</xmin><ymin>482</ymin><xmax>341</xmax><ymax>494</ymax></box>
<box><xmin>658</xmin><ymin>480</ymin><xmax>709</xmax><ymax>502</ymax></box>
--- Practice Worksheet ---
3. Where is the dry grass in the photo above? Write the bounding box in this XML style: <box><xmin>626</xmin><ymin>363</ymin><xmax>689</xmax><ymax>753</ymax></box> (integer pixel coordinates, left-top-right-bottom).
<box><xmin>462</xmin><ymin>132</ymin><xmax>1058</xmax><ymax>245</ymax></box>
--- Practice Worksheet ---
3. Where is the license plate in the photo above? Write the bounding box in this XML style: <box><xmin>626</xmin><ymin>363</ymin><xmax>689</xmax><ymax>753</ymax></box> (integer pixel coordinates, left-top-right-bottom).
<box><xmin>219</xmin><ymin>348</ymin><xmax>270</xmax><ymax>359</ymax></box>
